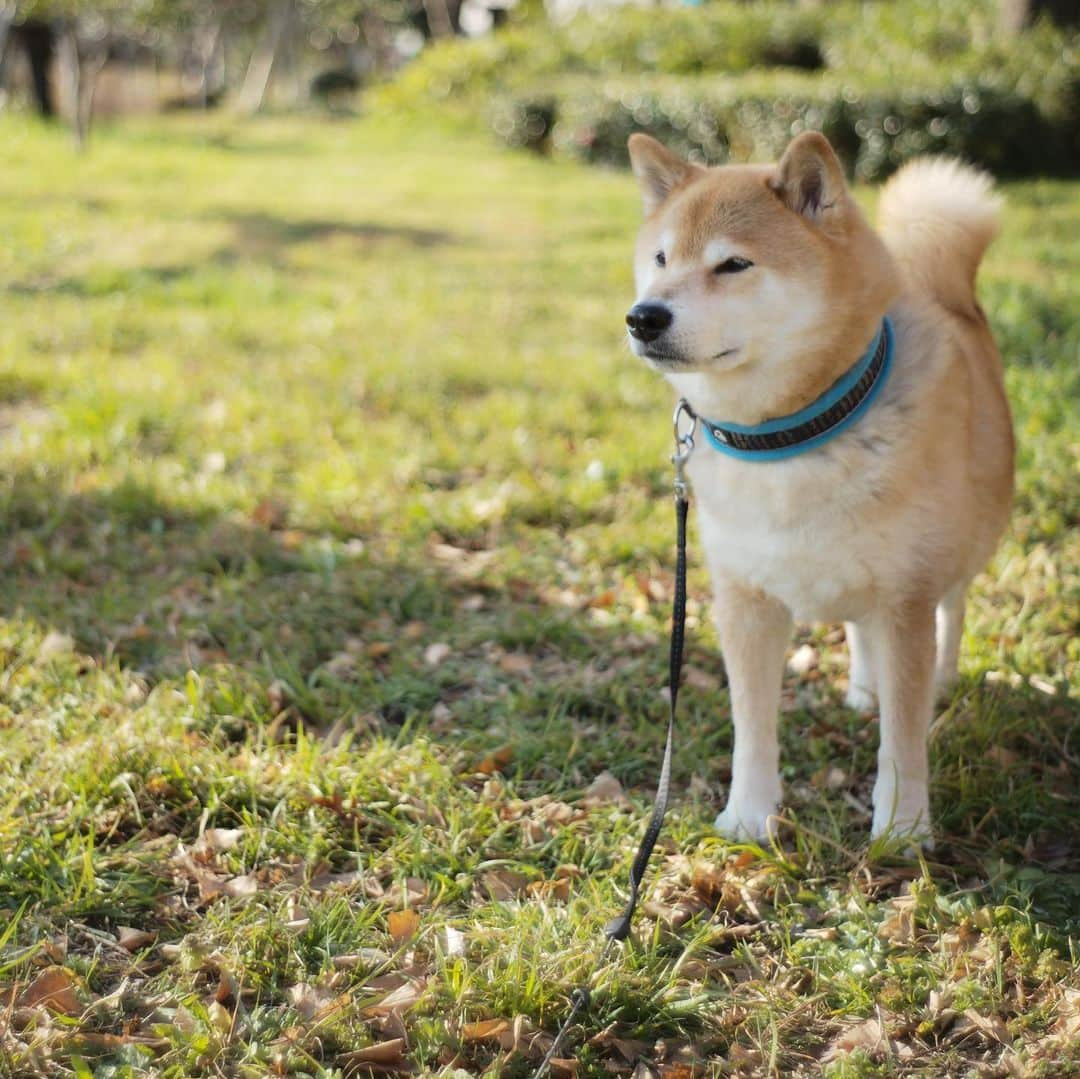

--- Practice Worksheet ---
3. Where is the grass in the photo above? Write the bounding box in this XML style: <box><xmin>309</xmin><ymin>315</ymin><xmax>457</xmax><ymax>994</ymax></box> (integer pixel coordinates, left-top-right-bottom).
<box><xmin>0</xmin><ymin>109</ymin><xmax>1076</xmax><ymax>1078</ymax></box>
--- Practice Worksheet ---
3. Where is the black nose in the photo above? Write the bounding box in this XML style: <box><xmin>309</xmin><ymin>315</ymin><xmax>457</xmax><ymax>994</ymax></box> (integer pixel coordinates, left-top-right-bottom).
<box><xmin>626</xmin><ymin>302</ymin><xmax>673</xmax><ymax>343</ymax></box>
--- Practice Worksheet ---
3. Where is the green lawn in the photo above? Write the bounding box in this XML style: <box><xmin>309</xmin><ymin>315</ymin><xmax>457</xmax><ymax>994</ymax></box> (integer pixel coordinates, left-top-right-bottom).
<box><xmin>0</xmin><ymin>111</ymin><xmax>1076</xmax><ymax>1078</ymax></box>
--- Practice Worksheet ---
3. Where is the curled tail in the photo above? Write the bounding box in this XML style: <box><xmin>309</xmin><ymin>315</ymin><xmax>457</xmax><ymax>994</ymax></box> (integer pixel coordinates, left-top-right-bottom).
<box><xmin>878</xmin><ymin>157</ymin><xmax>1001</xmax><ymax>320</ymax></box>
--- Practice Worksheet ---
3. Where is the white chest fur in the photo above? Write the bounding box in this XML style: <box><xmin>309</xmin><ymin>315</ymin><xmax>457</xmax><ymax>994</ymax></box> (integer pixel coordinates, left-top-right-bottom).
<box><xmin>688</xmin><ymin>445</ymin><xmax>886</xmax><ymax>623</ymax></box>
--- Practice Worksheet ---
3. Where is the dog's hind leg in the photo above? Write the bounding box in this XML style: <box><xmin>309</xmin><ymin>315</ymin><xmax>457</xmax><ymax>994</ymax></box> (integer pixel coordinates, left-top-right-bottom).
<box><xmin>844</xmin><ymin>620</ymin><xmax>878</xmax><ymax>713</ymax></box>
<box><xmin>934</xmin><ymin>581</ymin><xmax>967</xmax><ymax>699</ymax></box>
<box><xmin>711</xmin><ymin>580</ymin><xmax>792</xmax><ymax>842</ymax></box>
<box><xmin>868</xmin><ymin>598</ymin><xmax>937</xmax><ymax>844</ymax></box>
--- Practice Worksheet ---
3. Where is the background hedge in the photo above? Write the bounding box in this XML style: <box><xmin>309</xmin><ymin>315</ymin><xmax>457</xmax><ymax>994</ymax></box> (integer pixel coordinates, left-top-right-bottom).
<box><xmin>384</xmin><ymin>0</ymin><xmax>1079</xmax><ymax>179</ymax></box>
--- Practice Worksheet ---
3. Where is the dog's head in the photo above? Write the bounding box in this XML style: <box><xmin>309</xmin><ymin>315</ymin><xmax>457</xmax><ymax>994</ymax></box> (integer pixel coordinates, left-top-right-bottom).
<box><xmin>626</xmin><ymin>132</ymin><xmax>899</xmax><ymax>423</ymax></box>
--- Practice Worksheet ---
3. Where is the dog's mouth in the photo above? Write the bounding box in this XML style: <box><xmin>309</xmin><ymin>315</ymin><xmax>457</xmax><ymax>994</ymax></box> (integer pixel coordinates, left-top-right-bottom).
<box><xmin>639</xmin><ymin>345</ymin><xmax>742</xmax><ymax>371</ymax></box>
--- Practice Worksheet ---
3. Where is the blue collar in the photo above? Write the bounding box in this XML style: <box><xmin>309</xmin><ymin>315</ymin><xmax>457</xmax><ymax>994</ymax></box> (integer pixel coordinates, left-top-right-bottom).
<box><xmin>696</xmin><ymin>317</ymin><xmax>894</xmax><ymax>461</ymax></box>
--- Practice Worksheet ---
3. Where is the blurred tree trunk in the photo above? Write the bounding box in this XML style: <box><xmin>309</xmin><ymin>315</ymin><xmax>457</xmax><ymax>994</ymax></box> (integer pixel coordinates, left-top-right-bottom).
<box><xmin>194</xmin><ymin>21</ymin><xmax>224</xmax><ymax>107</ymax></box>
<box><xmin>0</xmin><ymin>5</ymin><xmax>13</xmax><ymax>74</ymax></box>
<box><xmin>422</xmin><ymin>0</ymin><xmax>455</xmax><ymax>38</ymax></box>
<box><xmin>13</xmin><ymin>18</ymin><xmax>56</xmax><ymax>116</ymax></box>
<box><xmin>59</xmin><ymin>21</ymin><xmax>108</xmax><ymax>150</ymax></box>
<box><xmin>1001</xmin><ymin>0</ymin><xmax>1080</xmax><ymax>32</ymax></box>
<box><xmin>237</xmin><ymin>0</ymin><xmax>294</xmax><ymax>113</ymax></box>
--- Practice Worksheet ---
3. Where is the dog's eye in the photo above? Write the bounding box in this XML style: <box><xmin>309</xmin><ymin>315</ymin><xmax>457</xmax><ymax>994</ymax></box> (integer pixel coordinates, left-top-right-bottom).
<box><xmin>655</xmin><ymin>251</ymin><xmax>666</xmax><ymax>267</ymax></box>
<box><xmin>714</xmin><ymin>257</ymin><xmax>753</xmax><ymax>274</ymax></box>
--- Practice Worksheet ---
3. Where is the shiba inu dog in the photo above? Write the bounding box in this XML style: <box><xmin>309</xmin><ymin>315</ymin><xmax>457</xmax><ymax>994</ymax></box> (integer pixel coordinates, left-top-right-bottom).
<box><xmin>625</xmin><ymin>131</ymin><xmax>1014</xmax><ymax>844</ymax></box>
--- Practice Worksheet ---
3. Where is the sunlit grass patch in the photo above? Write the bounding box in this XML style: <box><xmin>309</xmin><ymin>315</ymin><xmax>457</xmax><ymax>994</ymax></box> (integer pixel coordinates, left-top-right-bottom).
<box><xmin>0</xmin><ymin>111</ymin><xmax>1075</xmax><ymax>1076</ymax></box>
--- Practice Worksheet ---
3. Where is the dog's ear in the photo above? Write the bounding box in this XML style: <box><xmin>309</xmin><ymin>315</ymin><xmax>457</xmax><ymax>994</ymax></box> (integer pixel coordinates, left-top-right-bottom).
<box><xmin>628</xmin><ymin>133</ymin><xmax>700</xmax><ymax>214</ymax></box>
<box><xmin>771</xmin><ymin>132</ymin><xmax>849</xmax><ymax>226</ymax></box>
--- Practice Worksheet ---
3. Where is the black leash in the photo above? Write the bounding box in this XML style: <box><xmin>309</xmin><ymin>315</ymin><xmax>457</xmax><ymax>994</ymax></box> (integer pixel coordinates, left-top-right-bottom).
<box><xmin>533</xmin><ymin>401</ymin><xmax>696</xmax><ymax>1077</ymax></box>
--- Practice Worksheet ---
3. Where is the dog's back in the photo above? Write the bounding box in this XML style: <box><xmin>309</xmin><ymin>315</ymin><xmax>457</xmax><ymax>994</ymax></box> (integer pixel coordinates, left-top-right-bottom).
<box><xmin>878</xmin><ymin>157</ymin><xmax>1015</xmax><ymax>578</ymax></box>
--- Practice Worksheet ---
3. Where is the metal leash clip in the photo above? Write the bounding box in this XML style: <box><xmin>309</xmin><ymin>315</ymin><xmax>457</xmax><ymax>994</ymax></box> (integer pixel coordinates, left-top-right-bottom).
<box><xmin>672</xmin><ymin>398</ymin><xmax>697</xmax><ymax>501</ymax></box>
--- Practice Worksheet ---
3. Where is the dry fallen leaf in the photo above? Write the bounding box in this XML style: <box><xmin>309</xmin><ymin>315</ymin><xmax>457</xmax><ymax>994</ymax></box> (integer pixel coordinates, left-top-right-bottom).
<box><xmin>824</xmin><ymin>1017</ymin><xmax>889</xmax><ymax>1061</ymax></box>
<box><xmin>200</xmin><ymin>827</ymin><xmax>244</xmax><ymax>853</ymax></box>
<box><xmin>444</xmin><ymin>926</ymin><xmax>466</xmax><ymax>957</ymax></box>
<box><xmin>363</xmin><ymin>980</ymin><xmax>425</xmax><ymax>1017</ymax></box>
<box><xmin>340</xmin><ymin>1038</ymin><xmax>408</xmax><ymax>1067</ymax></box>
<box><xmin>224</xmin><ymin>873</ymin><xmax>259</xmax><ymax>898</ymax></box>
<box><xmin>582</xmin><ymin>771</ymin><xmax>629</xmax><ymax>807</ymax></box>
<box><xmin>37</xmin><ymin>632</ymin><xmax>75</xmax><ymax>661</ymax></box>
<box><xmin>788</xmin><ymin>643</ymin><xmax>819</xmax><ymax>676</ymax></box>
<box><xmin>424</xmin><ymin>642</ymin><xmax>451</xmax><ymax>666</ymax></box>
<box><xmin>473</xmin><ymin>745</ymin><xmax>514</xmax><ymax>776</ymax></box>
<box><xmin>116</xmin><ymin>926</ymin><xmax>156</xmax><ymax>952</ymax></box>
<box><xmin>478</xmin><ymin>869</ymin><xmax>531</xmax><ymax>901</ymax></box>
<box><xmin>462</xmin><ymin>1018</ymin><xmax>511</xmax><ymax>1041</ymax></box>
<box><xmin>18</xmin><ymin>967</ymin><xmax>81</xmax><ymax>1016</ymax></box>
<box><xmin>498</xmin><ymin>652</ymin><xmax>534</xmax><ymax>674</ymax></box>
<box><xmin>388</xmin><ymin>909</ymin><xmax>421</xmax><ymax>942</ymax></box>
<box><xmin>286</xmin><ymin>983</ymin><xmax>338</xmax><ymax>1022</ymax></box>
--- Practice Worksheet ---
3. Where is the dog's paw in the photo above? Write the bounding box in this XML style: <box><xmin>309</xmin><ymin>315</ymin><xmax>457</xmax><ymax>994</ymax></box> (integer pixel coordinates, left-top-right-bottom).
<box><xmin>714</xmin><ymin>799</ymin><xmax>781</xmax><ymax>843</ymax></box>
<box><xmin>871</xmin><ymin>774</ymin><xmax>933</xmax><ymax>849</ymax></box>
<box><xmin>845</xmin><ymin>682</ymin><xmax>878</xmax><ymax>714</ymax></box>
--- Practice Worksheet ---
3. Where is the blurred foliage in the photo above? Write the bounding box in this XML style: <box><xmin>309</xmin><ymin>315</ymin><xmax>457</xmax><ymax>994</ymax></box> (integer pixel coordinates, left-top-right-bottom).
<box><xmin>384</xmin><ymin>0</ymin><xmax>1079</xmax><ymax>178</ymax></box>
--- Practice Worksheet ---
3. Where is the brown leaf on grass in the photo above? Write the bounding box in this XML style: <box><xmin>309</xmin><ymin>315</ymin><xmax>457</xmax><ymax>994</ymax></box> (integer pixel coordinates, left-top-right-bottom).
<box><xmin>462</xmin><ymin>1018</ymin><xmax>510</xmax><ymax>1041</ymax></box>
<box><xmin>252</xmin><ymin>498</ymin><xmax>288</xmax><ymax>530</ymax></box>
<box><xmin>363</xmin><ymin>980</ymin><xmax>425</xmax><ymax>1017</ymax></box>
<box><xmin>340</xmin><ymin>1038</ymin><xmax>408</xmax><ymax>1067</ymax></box>
<box><xmin>473</xmin><ymin>745</ymin><xmax>514</xmax><ymax>776</ymax></box>
<box><xmin>788</xmin><ymin>643</ymin><xmax>819</xmax><ymax>676</ymax></box>
<box><xmin>952</xmin><ymin>1008</ymin><xmax>1012</xmax><ymax>1047</ymax></box>
<box><xmin>116</xmin><ymin>926</ymin><xmax>156</xmax><ymax>952</ymax></box>
<box><xmin>224</xmin><ymin>873</ymin><xmax>259</xmax><ymax>898</ymax></box>
<box><xmin>600</xmin><ymin>1036</ymin><xmax>651</xmax><ymax>1063</ymax></box>
<box><xmin>526</xmin><ymin>876</ymin><xmax>572</xmax><ymax>903</ymax></box>
<box><xmin>878</xmin><ymin>895</ymin><xmax>917</xmax><ymax>946</ymax></box>
<box><xmin>477</xmin><ymin>869</ymin><xmax>531</xmax><ymax>901</ymax></box>
<box><xmin>198</xmin><ymin>827</ymin><xmax>244</xmax><ymax>853</ymax></box>
<box><xmin>424</xmin><ymin>642</ymin><xmax>451</xmax><ymax>666</ymax></box>
<box><xmin>37</xmin><ymin>631</ymin><xmax>75</xmax><ymax>661</ymax></box>
<box><xmin>1054</xmin><ymin>987</ymin><xmax>1080</xmax><ymax>1040</ymax></box>
<box><xmin>64</xmin><ymin>1033</ymin><xmax>170</xmax><ymax>1057</ymax></box>
<box><xmin>823</xmin><ymin>1017</ymin><xmax>889</xmax><ymax>1061</ymax></box>
<box><xmin>497</xmin><ymin>652</ymin><xmax>534</xmax><ymax>675</ymax></box>
<box><xmin>309</xmin><ymin>866</ymin><xmax>364</xmax><ymax>893</ymax></box>
<box><xmin>384</xmin><ymin>877</ymin><xmax>429</xmax><ymax>907</ymax></box>
<box><xmin>495</xmin><ymin>1014</ymin><xmax>554</xmax><ymax>1058</ymax></box>
<box><xmin>286</xmin><ymin>983</ymin><xmax>339</xmax><ymax>1022</ymax></box>
<box><xmin>642</xmin><ymin>898</ymin><xmax>706</xmax><ymax>930</ymax></box>
<box><xmin>18</xmin><ymin>967</ymin><xmax>81</xmax><ymax>1016</ymax></box>
<box><xmin>332</xmin><ymin>948</ymin><xmax>391</xmax><ymax>971</ymax></box>
<box><xmin>443</xmin><ymin>926</ymin><xmax>466</xmax><ymax>957</ymax></box>
<box><xmin>549</xmin><ymin>1059</ymin><xmax>578</xmax><ymax>1078</ymax></box>
<box><xmin>689</xmin><ymin>861</ymin><xmax>742</xmax><ymax>916</ymax></box>
<box><xmin>388</xmin><ymin>910</ymin><xmax>421</xmax><ymax>942</ymax></box>
<box><xmin>582</xmin><ymin>771</ymin><xmax>630</xmax><ymax>807</ymax></box>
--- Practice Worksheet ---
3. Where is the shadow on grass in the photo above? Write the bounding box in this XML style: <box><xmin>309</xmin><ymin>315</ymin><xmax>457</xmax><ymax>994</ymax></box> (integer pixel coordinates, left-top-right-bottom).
<box><xmin>0</xmin><ymin>469</ymin><xmax>1076</xmax><ymax>933</ymax></box>
<box><xmin>7</xmin><ymin>211</ymin><xmax>454</xmax><ymax>297</ymax></box>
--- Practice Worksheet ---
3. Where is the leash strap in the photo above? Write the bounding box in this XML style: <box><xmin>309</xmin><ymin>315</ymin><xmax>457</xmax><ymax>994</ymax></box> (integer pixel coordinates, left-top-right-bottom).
<box><xmin>604</xmin><ymin>492</ymin><xmax>687</xmax><ymax>942</ymax></box>
<box><xmin>534</xmin><ymin>405</ymin><xmax>695</xmax><ymax>1077</ymax></box>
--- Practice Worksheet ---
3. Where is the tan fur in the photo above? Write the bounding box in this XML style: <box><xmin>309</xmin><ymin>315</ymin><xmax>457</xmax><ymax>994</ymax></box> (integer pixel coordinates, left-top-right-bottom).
<box><xmin>879</xmin><ymin>156</ymin><xmax>1002</xmax><ymax>321</ymax></box>
<box><xmin>626</xmin><ymin>132</ymin><xmax>1015</xmax><ymax>844</ymax></box>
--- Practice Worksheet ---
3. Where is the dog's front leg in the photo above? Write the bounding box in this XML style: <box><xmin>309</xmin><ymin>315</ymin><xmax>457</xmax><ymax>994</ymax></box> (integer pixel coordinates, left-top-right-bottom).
<box><xmin>868</xmin><ymin>597</ymin><xmax>936</xmax><ymax>843</ymax></box>
<box><xmin>711</xmin><ymin>578</ymin><xmax>792</xmax><ymax>841</ymax></box>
